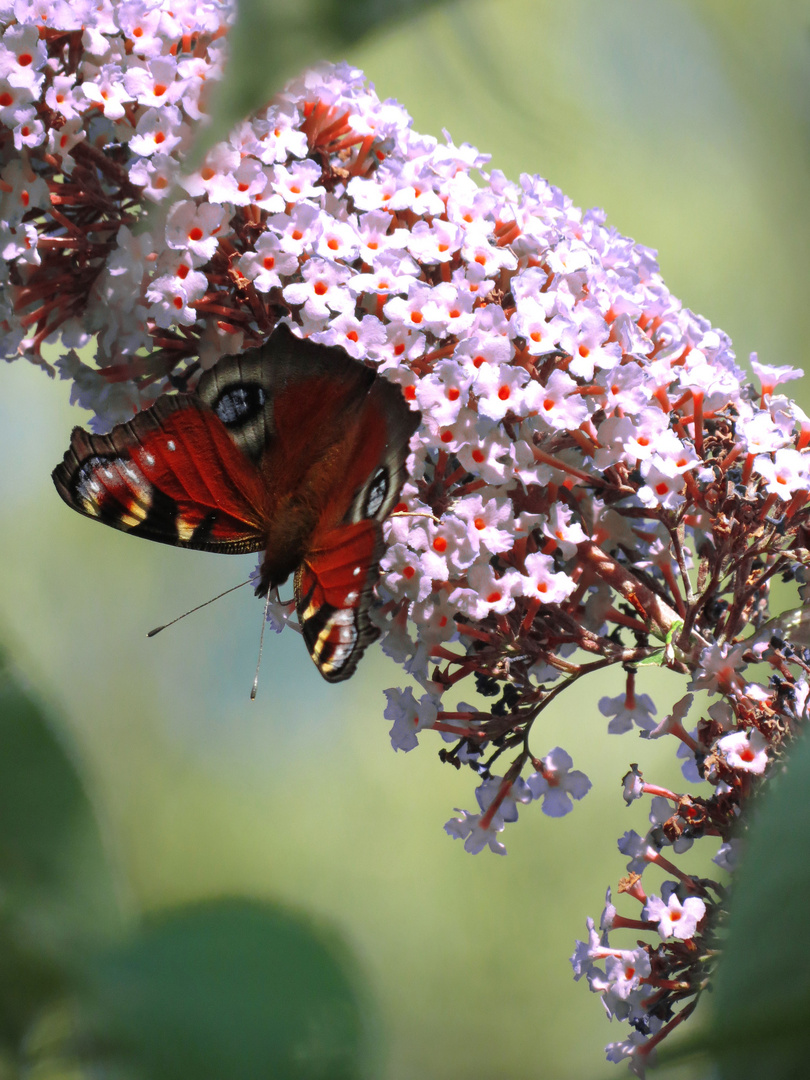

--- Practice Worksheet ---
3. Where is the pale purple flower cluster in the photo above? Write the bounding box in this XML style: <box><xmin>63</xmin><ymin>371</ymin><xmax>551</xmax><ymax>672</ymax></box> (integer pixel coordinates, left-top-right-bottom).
<box><xmin>5</xmin><ymin>3</ymin><xmax>810</xmax><ymax>1073</ymax></box>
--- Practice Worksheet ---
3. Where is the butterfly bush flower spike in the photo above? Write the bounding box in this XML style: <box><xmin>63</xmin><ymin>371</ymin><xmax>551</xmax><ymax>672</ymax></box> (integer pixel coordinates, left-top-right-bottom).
<box><xmin>7</xmin><ymin>3</ymin><xmax>810</xmax><ymax>1073</ymax></box>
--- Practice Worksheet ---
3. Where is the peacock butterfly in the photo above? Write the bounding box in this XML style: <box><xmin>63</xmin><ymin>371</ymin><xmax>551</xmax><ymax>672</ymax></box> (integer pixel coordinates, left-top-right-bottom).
<box><xmin>52</xmin><ymin>324</ymin><xmax>421</xmax><ymax>681</ymax></box>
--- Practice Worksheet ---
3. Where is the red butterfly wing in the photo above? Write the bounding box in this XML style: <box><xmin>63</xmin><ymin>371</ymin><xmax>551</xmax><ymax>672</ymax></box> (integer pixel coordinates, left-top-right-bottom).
<box><xmin>197</xmin><ymin>325</ymin><xmax>421</xmax><ymax>681</ymax></box>
<box><xmin>53</xmin><ymin>324</ymin><xmax>421</xmax><ymax>682</ymax></box>
<box><xmin>294</xmin><ymin>521</ymin><xmax>382</xmax><ymax>682</ymax></box>
<box><xmin>196</xmin><ymin>323</ymin><xmax>377</xmax><ymax>467</ymax></box>
<box><xmin>53</xmin><ymin>396</ymin><xmax>267</xmax><ymax>552</ymax></box>
<box><xmin>290</xmin><ymin>367</ymin><xmax>420</xmax><ymax>681</ymax></box>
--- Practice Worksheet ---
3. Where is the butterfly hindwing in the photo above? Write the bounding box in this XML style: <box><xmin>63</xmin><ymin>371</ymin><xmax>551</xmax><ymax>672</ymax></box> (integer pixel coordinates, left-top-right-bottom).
<box><xmin>294</xmin><ymin>520</ymin><xmax>383</xmax><ymax>682</ymax></box>
<box><xmin>52</xmin><ymin>396</ymin><xmax>267</xmax><ymax>552</ymax></box>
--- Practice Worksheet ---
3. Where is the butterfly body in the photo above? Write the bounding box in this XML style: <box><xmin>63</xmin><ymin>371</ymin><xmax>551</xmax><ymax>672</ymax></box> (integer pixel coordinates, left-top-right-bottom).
<box><xmin>53</xmin><ymin>325</ymin><xmax>420</xmax><ymax>681</ymax></box>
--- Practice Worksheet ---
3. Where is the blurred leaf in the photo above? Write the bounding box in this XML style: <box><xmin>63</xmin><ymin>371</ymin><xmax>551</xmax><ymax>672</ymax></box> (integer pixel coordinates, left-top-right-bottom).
<box><xmin>0</xmin><ymin>654</ymin><xmax>375</xmax><ymax>1075</ymax></box>
<box><xmin>0</xmin><ymin>650</ymin><xmax>122</xmax><ymax>1045</ymax></box>
<box><xmin>81</xmin><ymin>898</ymin><xmax>375</xmax><ymax>1080</ymax></box>
<box><xmin>708</xmin><ymin>728</ymin><xmax>810</xmax><ymax>1078</ymax></box>
<box><xmin>315</xmin><ymin>0</ymin><xmax>447</xmax><ymax>43</ymax></box>
<box><xmin>192</xmin><ymin>0</ymin><xmax>453</xmax><ymax>167</ymax></box>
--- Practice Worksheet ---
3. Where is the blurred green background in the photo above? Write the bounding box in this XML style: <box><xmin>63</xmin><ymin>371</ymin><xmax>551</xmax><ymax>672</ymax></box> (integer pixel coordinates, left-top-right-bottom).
<box><xmin>2</xmin><ymin>0</ymin><xmax>809</xmax><ymax>1076</ymax></box>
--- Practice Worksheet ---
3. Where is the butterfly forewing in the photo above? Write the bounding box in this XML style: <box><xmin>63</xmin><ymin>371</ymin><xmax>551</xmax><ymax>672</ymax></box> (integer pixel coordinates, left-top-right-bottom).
<box><xmin>53</xmin><ymin>397</ymin><xmax>267</xmax><ymax>552</ymax></box>
<box><xmin>342</xmin><ymin>374</ymin><xmax>421</xmax><ymax>527</ymax></box>
<box><xmin>196</xmin><ymin>324</ymin><xmax>376</xmax><ymax>467</ymax></box>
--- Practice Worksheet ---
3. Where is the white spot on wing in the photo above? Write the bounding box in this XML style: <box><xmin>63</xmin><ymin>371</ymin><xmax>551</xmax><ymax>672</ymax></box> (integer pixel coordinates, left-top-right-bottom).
<box><xmin>166</xmin><ymin>439</ymin><xmax>176</xmax><ymax>452</ymax></box>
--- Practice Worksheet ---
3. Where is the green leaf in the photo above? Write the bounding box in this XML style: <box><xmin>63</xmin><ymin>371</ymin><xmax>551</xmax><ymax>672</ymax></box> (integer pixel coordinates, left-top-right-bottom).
<box><xmin>636</xmin><ymin>647</ymin><xmax>665</xmax><ymax>667</ymax></box>
<box><xmin>190</xmin><ymin>0</ymin><xmax>453</xmax><ymax>168</ymax></box>
<box><xmin>314</xmin><ymin>0</ymin><xmax>446</xmax><ymax>44</ymax></box>
<box><xmin>708</xmin><ymin>727</ymin><xmax>810</xmax><ymax>1078</ymax></box>
<box><xmin>81</xmin><ymin>898</ymin><xmax>375</xmax><ymax>1080</ymax></box>
<box><xmin>0</xmin><ymin>649</ymin><xmax>122</xmax><ymax>1046</ymax></box>
<box><xmin>0</xmin><ymin>654</ymin><xmax>375</xmax><ymax>1076</ymax></box>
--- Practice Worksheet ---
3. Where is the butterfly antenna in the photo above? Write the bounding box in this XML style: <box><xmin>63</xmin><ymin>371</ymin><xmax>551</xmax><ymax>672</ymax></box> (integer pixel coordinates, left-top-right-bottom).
<box><xmin>147</xmin><ymin>579</ymin><xmax>252</xmax><ymax>637</ymax></box>
<box><xmin>250</xmin><ymin>588</ymin><xmax>276</xmax><ymax>701</ymax></box>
